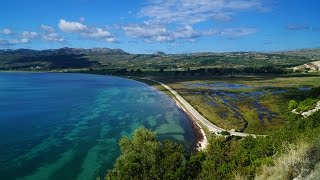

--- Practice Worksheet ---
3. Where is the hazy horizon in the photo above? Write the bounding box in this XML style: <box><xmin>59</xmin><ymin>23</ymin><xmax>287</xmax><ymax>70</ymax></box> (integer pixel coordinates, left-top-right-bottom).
<box><xmin>1</xmin><ymin>46</ymin><xmax>320</xmax><ymax>55</ymax></box>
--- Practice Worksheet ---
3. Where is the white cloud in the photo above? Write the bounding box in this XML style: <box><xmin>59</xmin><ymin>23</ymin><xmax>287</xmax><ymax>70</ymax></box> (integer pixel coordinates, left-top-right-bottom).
<box><xmin>121</xmin><ymin>0</ymin><xmax>264</xmax><ymax>43</ymax></box>
<box><xmin>20</xmin><ymin>38</ymin><xmax>31</xmax><ymax>43</ymax></box>
<box><xmin>0</xmin><ymin>39</ymin><xmax>15</xmax><ymax>46</ymax></box>
<box><xmin>15</xmin><ymin>31</ymin><xmax>39</xmax><ymax>44</ymax></box>
<box><xmin>123</xmin><ymin>23</ymin><xmax>219</xmax><ymax>43</ymax></box>
<box><xmin>22</xmin><ymin>31</ymin><xmax>38</xmax><ymax>39</ymax></box>
<box><xmin>59</xmin><ymin>19</ymin><xmax>87</xmax><ymax>32</ymax></box>
<box><xmin>212</xmin><ymin>13</ymin><xmax>233</xmax><ymax>22</ymax></box>
<box><xmin>220</xmin><ymin>27</ymin><xmax>258</xmax><ymax>37</ymax></box>
<box><xmin>0</xmin><ymin>30</ymin><xmax>39</xmax><ymax>46</ymax></box>
<box><xmin>105</xmin><ymin>37</ymin><xmax>118</xmax><ymax>43</ymax></box>
<box><xmin>172</xmin><ymin>25</ymin><xmax>201</xmax><ymax>39</ymax></box>
<box><xmin>42</xmin><ymin>33</ymin><xmax>65</xmax><ymax>42</ymax></box>
<box><xmin>225</xmin><ymin>0</ymin><xmax>264</xmax><ymax>10</ymax></box>
<box><xmin>286</xmin><ymin>24</ymin><xmax>310</xmax><ymax>31</ymax></box>
<box><xmin>1</xmin><ymin>28</ymin><xmax>13</xmax><ymax>35</ymax></box>
<box><xmin>41</xmin><ymin>25</ymin><xmax>55</xmax><ymax>32</ymax></box>
<box><xmin>58</xmin><ymin>19</ymin><xmax>117</xmax><ymax>43</ymax></box>
<box><xmin>139</xmin><ymin>0</ymin><xmax>266</xmax><ymax>25</ymax></box>
<box><xmin>84</xmin><ymin>28</ymin><xmax>112</xmax><ymax>38</ymax></box>
<box><xmin>9</xmin><ymin>39</ymin><xmax>19</xmax><ymax>44</ymax></box>
<box><xmin>40</xmin><ymin>25</ymin><xmax>65</xmax><ymax>43</ymax></box>
<box><xmin>122</xmin><ymin>23</ymin><xmax>168</xmax><ymax>39</ymax></box>
<box><xmin>123</xmin><ymin>22</ymin><xmax>255</xmax><ymax>42</ymax></box>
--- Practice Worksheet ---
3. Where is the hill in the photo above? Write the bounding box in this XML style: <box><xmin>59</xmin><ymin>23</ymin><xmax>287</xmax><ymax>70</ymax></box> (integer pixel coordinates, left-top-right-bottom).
<box><xmin>0</xmin><ymin>48</ymin><xmax>316</xmax><ymax>71</ymax></box>
<box><xmin>276</xmin><ymin>48</ymin><xmax>320</xmax><ymax>60</ymax></box>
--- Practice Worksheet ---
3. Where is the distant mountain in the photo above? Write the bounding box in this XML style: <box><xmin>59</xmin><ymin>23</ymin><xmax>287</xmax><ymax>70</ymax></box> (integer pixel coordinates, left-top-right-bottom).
<box><xmin>153</xmin><ymin>51</ymin><xmax>166</xmax><ymax>56</ymax></box>
<box><xmin>0</xmin><ymin>47</ymin><xmax>130</xmax><ymax>70</ymax></box>
<box><xmin>0</xmin><ymin>47</ymin><xmax>129</xmax><ymax>56</ymax></box>
<box><xmin>0</xmin><ymin>47</ymin><xmax>316</xmax><ymax>71</ymax></box>
<box><xmin>0</xmin><ymin>49</ymin><xmax>40</xmax><ymax>55</ymax></box>
<box><xmin>275</xmin><ymin>48</ymin><xmax>320</xmax><ymax>60</ymax></box>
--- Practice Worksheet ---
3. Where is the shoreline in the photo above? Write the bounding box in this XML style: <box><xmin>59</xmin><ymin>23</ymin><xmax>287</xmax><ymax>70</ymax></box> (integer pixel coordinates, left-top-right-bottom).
<box><xmin>164</xmin><ymin>89</ymin><xmax>208</xmax><ymax>151</ymax></box>
<box><xmin>132</xmin><ymin>77</ymin><xmax>209</xmax><ymax>151</ymax></box>
<box><xmin>0</xmin><ymin>71</ymin><xmax>207</xmax><ymax>151</ymax></box>
<box><xmin>1</xmin><ymin>71</ymin><xmax>261</xmax><ymax>149</ymax></box>
<box><xmin>131</xmin><ymin>77</ymin><xmax>263</xmax><ymax>149</ymax></box>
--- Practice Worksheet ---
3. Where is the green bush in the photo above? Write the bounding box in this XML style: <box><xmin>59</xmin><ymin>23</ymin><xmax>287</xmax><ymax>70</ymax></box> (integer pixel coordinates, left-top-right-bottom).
<box><xmin>106</xmin><ymin>127</ymin><xmax>188</xmax><ymax>180</ymax></box>
<box><xmin>297</xmin><ymin>98</ymin><xmax>318</xmax><ymax>112</ymax></box>
<box><xmin>220</xmin><ymin>131</ymin><xmax>231</xmax><ymax>136</ymax></box>
<box><xmin>288</xmin><ymin>99</ymin><xmax>298</xmax><ymax>111</ymax></box>
<box><xmin>106</xmin><ymin>111</ymin><xmax>320</xmax><ymax>179</ymax></box>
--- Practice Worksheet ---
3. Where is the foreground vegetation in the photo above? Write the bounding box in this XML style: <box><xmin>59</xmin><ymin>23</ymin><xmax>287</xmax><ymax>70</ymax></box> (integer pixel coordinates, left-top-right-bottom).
<box><xmin>106</xmin><ymin>108</ymin><xmax>320</xmax><ymax>179</ymax></box>
<box><xmin>289</xmin><ymin>98</ymin><xmax>320</xmax><ymax>112</ymax></box>
<box><xmin>105</xmin><ymin>87</ymin><xmax>320</xmax><ymax>179</ymax></box>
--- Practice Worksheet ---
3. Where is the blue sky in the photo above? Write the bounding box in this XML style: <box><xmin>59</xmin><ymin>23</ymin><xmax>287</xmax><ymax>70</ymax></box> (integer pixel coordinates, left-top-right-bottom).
<box><xmin>0</xmin><ymin>0</ymin><xmax>319</xmax><ymax>53</ymax></box>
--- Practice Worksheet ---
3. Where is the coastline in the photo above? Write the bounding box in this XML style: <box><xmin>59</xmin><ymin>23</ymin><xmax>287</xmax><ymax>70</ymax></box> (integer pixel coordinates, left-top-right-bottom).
<box><xmin>1</xmin><ymin>71</ymin><xmax>258</xmax><ymax>149</ymax></box>
<box><xmin>129</xmin><ymin>77</ymin><xmax>263</xmax><ymax>149</ymax></box>
<box><xmin>130</xmin><ymin>77</ymin><xmax>209</xmax><ymax>151</ymax></box>
<box><xmin>0</xmin><ymin>70</ymin><xmax>208</xmax><ymax>151</ymax></box>
<box><xmin>160</xmin><ymin>88</ymin><xmax>208</xmax><ymax>151</ymax></box>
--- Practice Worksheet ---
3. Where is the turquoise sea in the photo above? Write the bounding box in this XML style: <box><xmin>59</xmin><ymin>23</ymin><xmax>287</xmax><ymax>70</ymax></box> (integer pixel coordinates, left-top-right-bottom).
<box><xmin>0</xmin><ymin>72</ymin><xmax>196</xmax><ymax>180</ymax></box>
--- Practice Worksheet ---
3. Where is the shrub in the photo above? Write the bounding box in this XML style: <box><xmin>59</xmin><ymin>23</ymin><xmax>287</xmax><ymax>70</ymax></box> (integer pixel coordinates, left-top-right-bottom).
<box><xmin>288</xmin><ymin>100</ymin><xmax>298</xmax><ymax>111</ymax></box>
<box><xmin>106</xmin><ymin>127</ymin><xmax>188</xmax><ymax>180</ymax></box>
<box><xmin>220</xmin><ymin>131</ymin><xmax>231</xmax><ymax>136</ymax></box>
<box><xmin>298</xmin><ymin>98</ymin><xmax>318</xmax><ymax>112</ymax></box>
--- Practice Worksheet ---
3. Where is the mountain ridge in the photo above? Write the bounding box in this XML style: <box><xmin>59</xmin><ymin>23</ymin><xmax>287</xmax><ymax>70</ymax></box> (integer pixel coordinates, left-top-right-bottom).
<box><xmin>0</xmin><ymin>47</ymin><xmax>318</xmax><ymax>70</ymax></box>
<box><xmin>1</xmin><ymin>47</ymin><xmax>320</xmax><ymax>56</ymax></box>
<box><xmin>0</xmin><ymin>47</ymin><xmax>129</xmax><ymax>56</ymax></box>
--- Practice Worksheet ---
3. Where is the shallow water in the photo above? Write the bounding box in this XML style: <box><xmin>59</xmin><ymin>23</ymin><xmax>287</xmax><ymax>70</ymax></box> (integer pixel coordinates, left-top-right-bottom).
<box><xmin>0</xmin><ymin>72</ymin><xmax>196</xmax><ymax>180</ymax></box>
<box><xmin>185</xmin><ymin>82</ymin><xmax>252</xmax><ymax>90</ymax></box>
<box><xmin>299</xmin><ymin>87</ymin><xmax>312</xmax><ymax>91</ymax></box>
<box><xmin>188</xmin><ymin>81</ymin><xmax>280</xmax><ymax>125</ymax></box>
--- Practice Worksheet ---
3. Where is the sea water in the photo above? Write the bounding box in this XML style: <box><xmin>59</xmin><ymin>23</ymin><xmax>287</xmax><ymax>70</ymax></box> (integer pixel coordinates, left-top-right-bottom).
<box><xmin>0</xmin><ymin>72</ymin><xmax>196</xmax><ymax>180</ymax></box>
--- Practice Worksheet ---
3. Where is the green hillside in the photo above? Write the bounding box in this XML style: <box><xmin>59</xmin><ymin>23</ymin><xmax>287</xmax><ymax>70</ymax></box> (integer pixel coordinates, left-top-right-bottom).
<box><xmin>0</xmin><ymin>48</ymin><xmax>317</xmax><ymax>71</ymax></box>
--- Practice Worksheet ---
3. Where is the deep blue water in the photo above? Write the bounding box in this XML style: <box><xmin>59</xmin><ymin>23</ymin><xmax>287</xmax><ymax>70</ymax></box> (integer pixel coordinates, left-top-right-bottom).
<box><xmin>0</xmin><ymin>72</ymin><xmax>196</xmax><ymax>180</ymax></box>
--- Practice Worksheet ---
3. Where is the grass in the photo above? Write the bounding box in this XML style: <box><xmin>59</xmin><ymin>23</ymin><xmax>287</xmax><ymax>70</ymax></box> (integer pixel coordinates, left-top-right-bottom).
<box><xmin>255</xmin><ymin>139</ymin><xmax>320</xmax><ymax>180</ymax></box>
<box><xmin>180</xmin><ymin>89</ymin><xmax>242</xmax><ymax>130</ymax></box>
<box><xmin>239</xmin><ymin>104</ymin><xmax>265</xmax><ymax>133</ymax></box>
<box><xmin>157</xmin><ymin>74</ymin><xmax>320</xmax><ymax>134</ymax></box>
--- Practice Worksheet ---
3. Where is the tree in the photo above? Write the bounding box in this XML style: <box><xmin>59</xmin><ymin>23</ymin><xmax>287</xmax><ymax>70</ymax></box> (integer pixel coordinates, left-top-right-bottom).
<box><xmin>106</xmin><ymin>127</ymin><xmax>187</xmax><ymax>180</ymax></box>
<box><xmin>135</xmin><ymin>69</ymin><xmax>142</xmax><ymax>75</ymax></box>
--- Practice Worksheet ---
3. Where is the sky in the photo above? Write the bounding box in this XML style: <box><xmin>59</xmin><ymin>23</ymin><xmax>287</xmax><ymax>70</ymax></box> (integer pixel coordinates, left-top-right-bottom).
<box><xmin>0</xmin><ymin>0</ymin><xmax>319</xmax><ymax>53</ymax></box>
